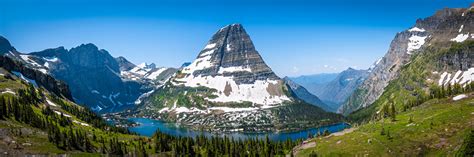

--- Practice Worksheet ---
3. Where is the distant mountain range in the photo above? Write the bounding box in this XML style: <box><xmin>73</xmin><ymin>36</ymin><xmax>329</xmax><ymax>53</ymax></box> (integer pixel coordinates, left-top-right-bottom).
<box><xmin>0</xmin><ymin>37</ymin><xmax>176</xmax><ymax>113</ymax></box>
<box><xmin>290</xmin><ymin>68</ymin><xmax>369</xmax><ymax>112</ymax></box>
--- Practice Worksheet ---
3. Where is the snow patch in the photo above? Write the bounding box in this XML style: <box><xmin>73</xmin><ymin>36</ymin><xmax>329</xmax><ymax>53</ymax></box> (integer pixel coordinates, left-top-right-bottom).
<box><xmin>43</xmin><ymin>57</ymin><xmax>58</xmax><ymax>62</ymax></box>
<box><xmin>129</xmin><ymin>67</ymin><xmax>148</xmax><ymax>75</ymax></box>
<box><xmin>73</xmin><ymin>120</ymin><xmax>90</xmax><ymax>126</ymax></box>
<box><xmin>438</xmin><ymin>68</ymin><xmax>474</xmax><ymax>86</ymax></box>
<box><xmin>1</xmin><ymin>89</ymin><xmax>15</xmax><ymax>95</ymax></box>
<box><xmin>181</xmin><ymin>55</ymin><xmax>213</xmax><ymax>74</ymax></box>
<box><xmin>226</xmin><ymin>44</ymin><xmax>232</xmax><ymax>51</ymax></box>
<box><xmin>91</xmin><ymin>90</ymin><xmax>100</xmax><ymax>94</ymax></box>
<box><xmin>12</xmin><ymin>71</ymin><xmax>38</xmax><ymax>87</ymax></box>
<box><xmin>38</xmin><ymin>69</ymin><xmax>48</xmax><ymax>74</ymax></box>
<box><xmin>218</xmin><ymin>66</ymin><xmax>252</xmax><ymax>74</ymax></box>
<box><xmin>459</xmin><ymin>25</ymin><xmax>464</xmax><ymax>33</ymax></box>
<box><xmin>408</xmin><ymin>27</ymin><xmax>426</xmax><ymax>32</ymax></box>
<box><xmin>174</xmin><ymin>74</ymin><xmax>291</xmax><ymax>105</ymax></box>
<box><xmin>20</xmin><ymin>55</ymin><xmax>41</xmax><ymax>67</ymax></box>
<box><xmin>46</xmin><ymin>99</ymin><xmax>58</xmax><ymax>107</ymax></box>
<box><xmin>135</xmin><ymin>89</ymin><xmax>155</xmax><ymax>104</ymax></box>
<box><xmin>145</xmin><ymin>68</ymin><xmax>167</xmax><ymax>80</ymax></box>
<box><xmin>407</xmin><ymin>35</ymin><xmax>427</xmax><ymax>54</ymax></box>
<box><xmin>453</xmin><ymin>94</ymin><xmax>467</xmax><ymax>101</ymax></box>
<box><xmin>204</xmin><ymin>43</ymin><xmax>216</xmax><ymax>50</ymax></box>
<box><xmin>451</xmin><ymin>33</ymin><xmax>470</xmax><ymax>42</ymax></box>
<box><xmin>208</xmin><ymin>107</ymin><xmax>260</xmax><ymax>112</ymax></box>
<box><xmin>54</xmin><ymin>111</ymin><xmax>72</xmax><ymax>117</ymax></box>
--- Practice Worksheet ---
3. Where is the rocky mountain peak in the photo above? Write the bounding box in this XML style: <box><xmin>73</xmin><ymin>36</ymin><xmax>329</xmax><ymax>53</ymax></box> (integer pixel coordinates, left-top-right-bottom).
<box><xmin>171</xmin><ymin>24</ymin><xmax>290</xmax><ymax>105</ymax></box>
<box><xmin>181</xmin><ymin>23</ymin><xmax>278</xmax><ymax>85</ymax></box>
<box><xmin>0</xmin><ymin>36</ymin><xmax>15</xmax><ymax>54</ymax></box>
<box><xmin>116</xmin><ymin>56</ymin><xmax>136</xmax><ymax>71</ymax></box>
<box><xmin>137</xmin><ymin>62</ymin><xmax>156</xmax><ymax>70</ymax></box>
<box><xmin>64</xmin><ymin>43</ymin><xmax>120</xmax><ymax>72</ymax></box>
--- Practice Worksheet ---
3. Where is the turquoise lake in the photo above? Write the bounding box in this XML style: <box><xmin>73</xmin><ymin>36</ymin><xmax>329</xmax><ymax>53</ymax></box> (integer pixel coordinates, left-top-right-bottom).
<box><xmin>128</xmin><ymin>118</ymin><xmax>350</xmax><ymax>141</ymax></box>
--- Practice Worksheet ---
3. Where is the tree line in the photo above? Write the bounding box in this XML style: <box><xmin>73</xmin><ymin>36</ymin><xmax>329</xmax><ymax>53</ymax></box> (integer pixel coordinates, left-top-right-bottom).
<box><xmin>1</xmin><ymin>81</ymin><xmax>303</xmax><ymax>156</ymax></box>
<box><xmin>152</xmin><ymin>130</ymin><xmax>300</xmax><ymax>156</ymax></box>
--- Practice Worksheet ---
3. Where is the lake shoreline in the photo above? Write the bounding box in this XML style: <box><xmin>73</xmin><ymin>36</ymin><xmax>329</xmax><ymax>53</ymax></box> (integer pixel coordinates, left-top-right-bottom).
<box><xmin>126</xmin><ymin>117</ymin><xmax>351</xmax><ymax>141</ymax></box>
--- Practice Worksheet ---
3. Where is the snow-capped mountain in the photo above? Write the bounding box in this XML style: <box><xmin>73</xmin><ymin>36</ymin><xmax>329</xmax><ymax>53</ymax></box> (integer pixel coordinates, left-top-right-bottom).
<box><xmin>340</xmin><ymin>5</ymin><xmax>474</xmax><ymax>115</ymax></box>
<box><xmin>118</xmin><ymin>58</ymin><xmax>177</xmax><ymax>84</ymax></box>
<box><xmin>0</xmin><ymin>37</ymin><xmax>176</xmax><ymax>113</ymax></box>
<box><xmin>132</xmin><ymin>24</ymin><xmax>341</xmax><ymax>132</ymax></box>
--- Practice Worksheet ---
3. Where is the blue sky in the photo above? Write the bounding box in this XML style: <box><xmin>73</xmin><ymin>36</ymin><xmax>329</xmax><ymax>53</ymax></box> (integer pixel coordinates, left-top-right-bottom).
<box><xmin>0</xmin><ymin>0</ymin><xmax>471</xmax><ymax>77</ymax></box>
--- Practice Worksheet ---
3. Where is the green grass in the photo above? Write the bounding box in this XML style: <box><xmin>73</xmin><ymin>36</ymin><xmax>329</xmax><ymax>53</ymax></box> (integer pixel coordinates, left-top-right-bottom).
<box><xmin>297</xmin><ymin>96</ymin><xmax>474</xmax><ymax>156</ymax></box>
<box><xmin>0</xmin><ymin>72</ymin><xmax>158</xmax><ymax>155</ymax></box>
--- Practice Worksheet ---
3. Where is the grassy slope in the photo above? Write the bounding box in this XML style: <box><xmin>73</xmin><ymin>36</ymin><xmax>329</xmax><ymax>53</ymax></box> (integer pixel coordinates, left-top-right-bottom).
<box><xmin>0</xmin><ymin>71</ymin><xmax>154</xmax><ymax>156</ymax></box>
<box><xmin>297</xmin><ymin>96</ymin><xmax>474</xmax><ymax>156</ymax></box>
<box><xmin>349</xmin><ymin>41</ymin><xmax>474</xmax><ymax>122</ymax></box>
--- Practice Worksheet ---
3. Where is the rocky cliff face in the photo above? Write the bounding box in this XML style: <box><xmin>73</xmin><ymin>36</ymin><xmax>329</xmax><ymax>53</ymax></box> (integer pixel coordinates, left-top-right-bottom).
<box><xmin>340</xmin><ymin>5</ymin><xmax>474</xmax><ymax>115</ymax></box>
<box><xmin>131</xmin><ymin>24</ymin><xmax>342</xmax><ymax>132</ymax></box>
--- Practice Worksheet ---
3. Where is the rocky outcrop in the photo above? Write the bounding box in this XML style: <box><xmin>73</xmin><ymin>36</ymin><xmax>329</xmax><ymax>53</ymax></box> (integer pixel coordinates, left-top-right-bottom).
<box><xmin>340</xmin><ymin>5</ymin><xmax>474</xmax><ymax>115</ymax></box>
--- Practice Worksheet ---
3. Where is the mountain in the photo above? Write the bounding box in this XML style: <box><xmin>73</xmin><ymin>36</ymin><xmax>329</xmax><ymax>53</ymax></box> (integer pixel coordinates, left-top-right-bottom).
<box><xmin>0</xmin><ymin>36</ymin><xmax>176</xmax><ymax>113</ymax></box>
<box><xmin>130</xmin><ymin>24</ymin><xmax>343</xmax><ymax>132</ymax></box>
<box><xmin>295</xmin><ymin>5</ymin><xmax>474</xmax><ymax>156</ymax></box>
<box><xmin>25</xmin><ymin>44</ymin><xmax>145</xmax><ymax>112</ymax></box>
<box><xmin>339</xmin><ymin>5</ymin><xmax>474</xmax><ymax>115</ymax></box>
<box><xmin>0</xmin><ymin>35</ymin><xmax>306</xmax><ymax>157</ymax></box>
<box><xmin>118</xmin><ymin>59</ymin><xmax>177</xmax><ymax>85</ymax></box>
<box><xmin>289</xmin><ymin>68</ymin><xmax>369</xmax><ymax>111</ymax></box>
<box><xmin>317</xmin><ymin>68</ymin><xmax>369</xmax><ymax>108</ymax></box>
<box><xmin>116</xmin><ymin>56</ymin><xmax>136</xmax><ymax>71</ymax></box>
<box><xmin>283</xmin><ymin>77</ymin><xmax>333</xmax><ymax>112</ymax></box>
<box><xmin>289</xmin><ymin>73</ymin><xmax>338</xmax><ymax>95</ymax></box>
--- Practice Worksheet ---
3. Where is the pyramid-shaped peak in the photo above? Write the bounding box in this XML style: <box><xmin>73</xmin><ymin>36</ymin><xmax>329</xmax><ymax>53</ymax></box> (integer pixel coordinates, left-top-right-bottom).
<box><xmin>182</xmin><ymin>23</ymin><xmax>278</xmax><ymax>84</ymax></box>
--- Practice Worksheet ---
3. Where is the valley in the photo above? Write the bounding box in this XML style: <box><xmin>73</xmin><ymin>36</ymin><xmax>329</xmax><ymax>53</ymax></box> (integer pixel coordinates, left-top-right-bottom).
<box><xmin>0</xmin><ymin>1</ymin><xmax>473</xmax><ymax>156</ymax></box>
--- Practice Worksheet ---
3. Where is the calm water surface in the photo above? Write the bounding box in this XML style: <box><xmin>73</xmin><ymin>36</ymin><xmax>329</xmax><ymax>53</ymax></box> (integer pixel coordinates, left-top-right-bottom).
<box><xmin>128</xmin><ymin>118</ymin><xmax>350</xmax><ymax>141</ymax></box>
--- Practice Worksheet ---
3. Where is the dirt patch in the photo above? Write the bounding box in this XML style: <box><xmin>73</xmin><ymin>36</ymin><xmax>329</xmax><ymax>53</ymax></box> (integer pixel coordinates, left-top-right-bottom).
<box><xmin>266</xmin><ymin>81</ymin><xmax>283</xmax><ymax>96</ymax></box>
<box><xmin>223</xmin><ymin>81</ymin><xmax>232</xmax><ymax>96</ymax></box>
